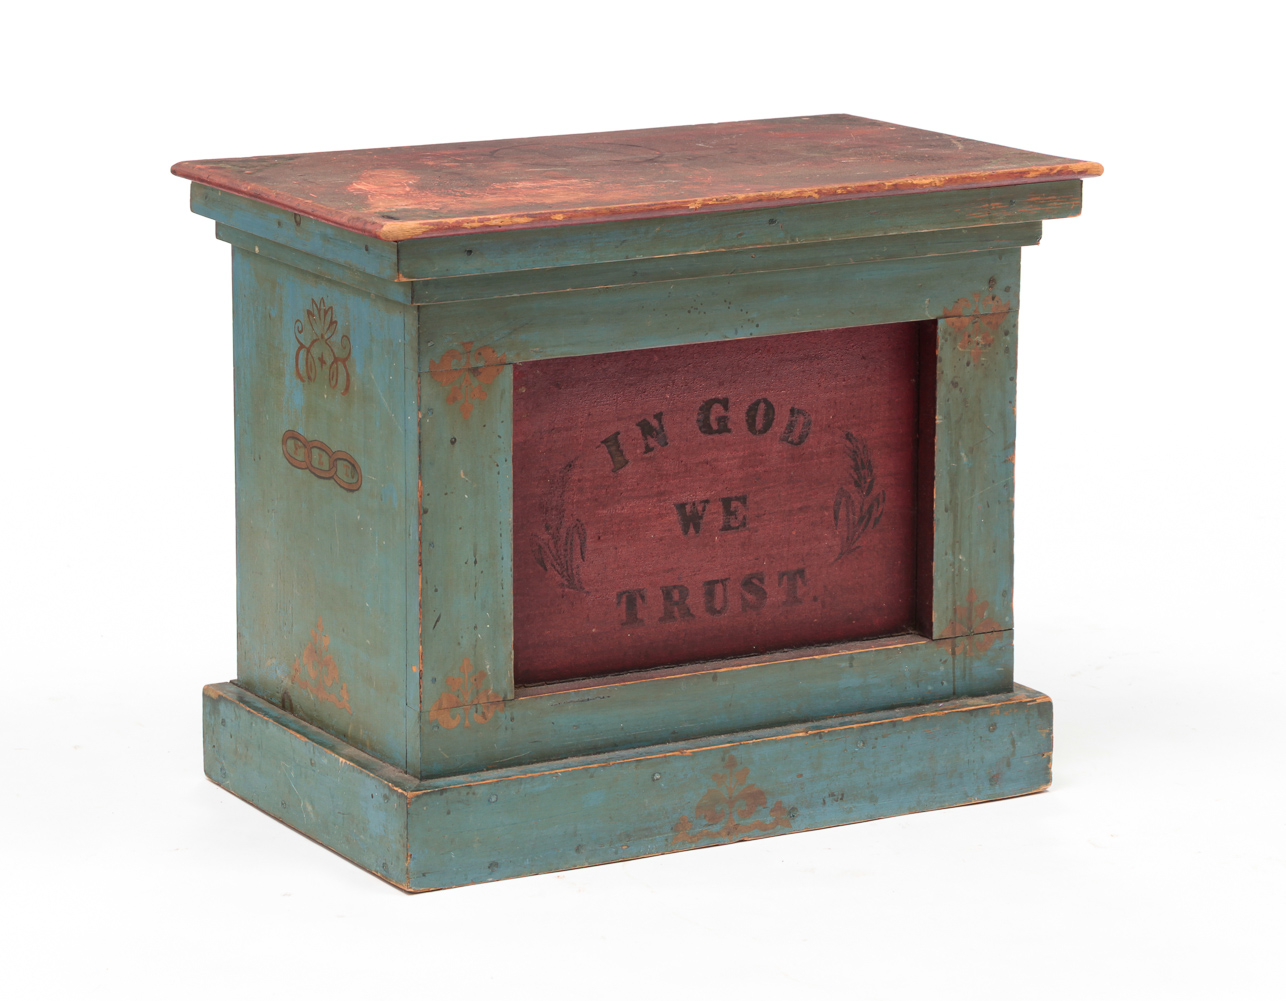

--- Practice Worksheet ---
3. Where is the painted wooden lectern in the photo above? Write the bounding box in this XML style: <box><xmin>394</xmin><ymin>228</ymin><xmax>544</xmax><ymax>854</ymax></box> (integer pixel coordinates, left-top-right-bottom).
<box><xmin>174</xmin><ymin>115</ymin><xmax>1100</xmax><ymax>890</ymax></box>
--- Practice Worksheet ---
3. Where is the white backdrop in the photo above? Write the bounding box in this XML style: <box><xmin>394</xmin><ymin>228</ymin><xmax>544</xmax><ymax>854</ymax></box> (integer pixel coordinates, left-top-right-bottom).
<box><xmin>5</xmin><ymin>2</ymin><xmax>1281</xmax><ymax>998</ymax></box>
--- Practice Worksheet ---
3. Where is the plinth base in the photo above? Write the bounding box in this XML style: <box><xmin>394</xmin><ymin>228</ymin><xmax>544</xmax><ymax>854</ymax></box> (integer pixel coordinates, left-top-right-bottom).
<box><xmin>203</xmin><ymin>682</ymin><xmax>1053</xmax><ymax>891</ymax></box>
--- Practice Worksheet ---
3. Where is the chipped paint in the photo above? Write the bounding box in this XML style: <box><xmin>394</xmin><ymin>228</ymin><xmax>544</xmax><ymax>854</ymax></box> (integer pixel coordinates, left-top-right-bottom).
<box><xmin>173</xmin><ymin>115</ymin><xmax>1102</xmax><ymax>242</ymax></box>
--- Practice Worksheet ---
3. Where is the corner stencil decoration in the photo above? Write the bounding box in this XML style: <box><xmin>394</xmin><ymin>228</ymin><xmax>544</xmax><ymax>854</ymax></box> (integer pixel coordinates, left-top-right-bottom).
<box><xmin>288</xmin><ymin>617</ymin><xmax>352</xmax><ymax>713</ymax></box>
<box><xmin>428</xmin><ymin>657</ymin><xmax>501</xmax><ymax>729</ymax></box>
<box><xmin>671</xmin><ymin>754</ymin><xmax>793</xmax><ymax>846</ymax></box>
<box><xmin>942</xmin><ymin>288</ymin><xmax>1011</xmax><ymax>364</ymax></box>
<box><xmin>294</xmin><ymin>298</ymin><xmax>352</xmax><ymax>394</ymax></box>
<box><xmin>942</xmin><ymin>588</ymin><xmax>1003</xmax><ymax>655</ymax></box>
<box><xmin>429</xmin><ymin>342</ymin><xmax>507</xmax><ymax>419</ymax></box>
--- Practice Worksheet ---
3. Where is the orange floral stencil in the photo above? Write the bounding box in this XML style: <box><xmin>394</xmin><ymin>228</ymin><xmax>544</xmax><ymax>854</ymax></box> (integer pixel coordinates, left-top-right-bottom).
<box><xmin>671</xmin><ymin>754</ymin><xmax>793</xmax><ymax>846</ymax></box>
<box><xmin>288</xmin><ymin>617</ymin><xmax>352</xmax><ymax>713</ymax></box>
<box><xmin>941</xmin><ymin>588</ymin><xmax>1003</xmax><ymax>656</ymax></box>
<box><xmin>428</xmin><ymin>657</ymin><xmax>501</xmax><ymax>729</ymax></box>
<box><xmin>429</xmin><ymin>342</ymin><xmax>507</xmax><ymax>419</ymax></box>
<box><xmin>942</xmin><ymin>290</ymin><xmax>1011</xmax><ymax>364</ymax></box>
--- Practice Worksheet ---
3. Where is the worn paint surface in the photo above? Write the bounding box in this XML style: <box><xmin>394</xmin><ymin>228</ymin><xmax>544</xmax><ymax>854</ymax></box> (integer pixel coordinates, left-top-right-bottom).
<box><xmin>185</xmin><ymin>121</ymin><xmax>1097</xmax><ymax>881</ymax></box>
<box><xmin>174</xmin><ymin>115</ymin><xmax>1100</xmax><ymax>240</ymax></box>
<box><xmin>419</xmin><ymin>249</ymin><xmax>1021</xmax><ymax>367</ymax></box>
<box><xmin>420</xmin><ymin>363</ymin><xmax>514</xmax><ymax>710</ymax></box>
<box><xmin>231</xmin><ymin>250</ymin><xmax>420</xmax><ymax>771</ymax></box>
<box><xmin>924</xmin><ymin>299</ymin><xmax>1018</xmax><ymax>638</ymax></box>
<box><xmin>427</xmin><ymin>342</ymin><xmax>507</xmax><ymax>418</ymax></box>
<box><xmin>196</xmin><ymin>180</ymin><xmax>1079</xmax><ymax>284</ymax></box>
<box><xmin>417</xmin><ymin>631</ymin><xmax>1011</xmax><ymax>778</ymax></box>
<box><xmin>205</xmin><ymin>680</ymin><xmax>1052</xmax><ymax>891</ymax></box>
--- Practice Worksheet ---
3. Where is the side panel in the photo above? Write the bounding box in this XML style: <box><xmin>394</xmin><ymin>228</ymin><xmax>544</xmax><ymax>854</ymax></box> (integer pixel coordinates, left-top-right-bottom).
<box><xmin>231</xmin><ymin>249</ymin><xmax>419</xmax><ymax>770</ymax></box>
<box><xmin>926</xmin><ymin>302</ymin><xmax>1018</xmax><ymax>642</ymax></box>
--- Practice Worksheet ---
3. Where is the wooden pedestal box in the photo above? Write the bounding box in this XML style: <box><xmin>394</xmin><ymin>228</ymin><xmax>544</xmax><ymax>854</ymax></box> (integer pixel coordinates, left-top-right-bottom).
<box><xmin>175</xmin><ymin>115</ymin><xmax>1100</xmax><ymax>890</ymax></box>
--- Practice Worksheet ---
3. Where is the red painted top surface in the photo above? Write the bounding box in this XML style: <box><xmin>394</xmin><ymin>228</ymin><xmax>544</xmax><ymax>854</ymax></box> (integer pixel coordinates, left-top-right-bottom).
<box><xmin>512</xmin><ymin>322</ymin><xmax>920</xmax><ymax>684</ymax></box>
<box><xmin>172</xmin><ymin>115</ymin><xmax>1101</xmax><ymax>241</ymax></box>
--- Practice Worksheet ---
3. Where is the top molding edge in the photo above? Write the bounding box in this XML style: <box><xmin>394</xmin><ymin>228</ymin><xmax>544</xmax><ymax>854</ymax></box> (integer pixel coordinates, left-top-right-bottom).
<box><xmin>173</xmin><ymin>114</ymin><xmax>1102</xmax><ymax>242</ymax></box>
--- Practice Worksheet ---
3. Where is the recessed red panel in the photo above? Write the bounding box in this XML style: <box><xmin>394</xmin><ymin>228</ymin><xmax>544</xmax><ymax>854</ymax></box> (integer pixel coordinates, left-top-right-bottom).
<box><xmin>512</xmin><ymin>323</ymin><xmax>921</xmax><ymax>684</ymax></box>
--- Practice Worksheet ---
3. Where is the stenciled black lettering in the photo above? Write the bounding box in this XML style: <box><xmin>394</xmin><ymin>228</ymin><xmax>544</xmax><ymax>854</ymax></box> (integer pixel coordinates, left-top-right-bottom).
<box><xmin>636</xmin><ymin>412</ymin><xmax>669</xmax><ymax>453</ymax></box>
<box><xmin>720</xmin><ymin>495</ymin><xmax>749</xmax><ymax>532</ymax></box>
<box><xmin>779</xmin><ymin>407</ymin><xmax>812</xmax><ymax>446</ymax></box>
<box><xmin>703</xmin><ymin>578</ymin><xmax>730</xmax><ymax>616</ymax></box>
<box><xmin>740</xmin><ymin>573</ymin><xmax>767</xmax><ymax>612</ymax></box>
<box><xmin>745</xmin><ymin>397</ymin><xmax>776</xmax><ymax>435</ymax></box>
<box><xmin>616</xmin><ymin>588</ymin><xmax>647</xmax><ymax>625</ymax></box>
<box><xmin>697</xmin><ymin>397</ymin><xmax>732</xmax><ymax>435</ymax></box>
<box><xmin>600</xmin><ymin>431</ymin><xmax>629</xmax><ymax>473</ymax></box>
<box><xmin>673</xmin><ymin>500</ymin><xmax>710</xmax><ymax>536</ymax></box>
<box><xmin>660</xmin><ymin>585</ymin><xmax>696</xmax><ymax>622</ymax></box>
<box><xmin>777</xmin><ymin>567</ymin><xmax>808</xmax><ymax>606</ymax></box>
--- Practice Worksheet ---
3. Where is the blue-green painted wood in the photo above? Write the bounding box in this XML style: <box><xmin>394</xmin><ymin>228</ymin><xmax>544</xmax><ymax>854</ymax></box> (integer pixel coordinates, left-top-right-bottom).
<box><xmin>927</xmin><ymin>309</ymin><xmax>1017</xmax><ymax>639</ymax></box>
<box><xmin>420</xmin><ymin>365</ymin><xmax>515</xmax><ymax>720</ymax></box>
<box><xmin>192</xmin><ymin>184</ymin><xmax>400</xmax><ymax>280</ymax></box>
<box><xmin>408</xmin><ymin>684</ymin><xmax>1050</xmax><ymax>890</ymax></box>
<box><xmin>396</xmin><ymin>180</ymin><xmax>1081</xmax><ymax>280</ymax></box>
<box><xmin>217</xmin><ymin>224</ymin><xmax>412</xmax><ymax>304</ymax></box>
<box><xmin>202</xmin><ymin>680</ymin><xmax>1051</xmax><ymax>891</ymax></box>
<box><xmin>204</xmin><ymin>684</ymin><xmax>412</xmax><ymax>885</ymax></box>
<box><xmin>189</xmin><ymin>148</ymin><xmax>1082</xmax><ymax>887</ymax></box>
<box><xmin>218</xmin><ymin>216</ymin><xmax>1039</xmax><ymax>310</ymax></box>
<box><xmin>409</xmin><ymin>223</ymin><xmax>1042</xmax><ymax>304</ymax></box>
<box><xmin>417</xmin><ymin>631</ymin><xmax>1013</xmax><ymax>778</ymax></box>
<box><xmin>231</xmin><ymin>249</ymin><xmax>420</xmax><ymax>771</ymax></box>
<box><xmin>190</xmin><ymin>180</ymin><xmax>1079</xmax><ymax>283</ymax></box>
<box><xmin>419</xmin><ymin>250</ymin><xmax>1020</xmax><ymax>367</ymax></box>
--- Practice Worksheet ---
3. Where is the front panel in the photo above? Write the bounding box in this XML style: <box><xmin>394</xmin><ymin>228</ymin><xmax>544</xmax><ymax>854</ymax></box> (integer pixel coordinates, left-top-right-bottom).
<box><xmin>511</xmin><ymin>323</ymin><xmax>922</xmax><ymax>683</ymax></box>
<box><xmin>419</xmin><ymin>252</ymin><xmax>1020</xmax><ymax>778</ymax></box>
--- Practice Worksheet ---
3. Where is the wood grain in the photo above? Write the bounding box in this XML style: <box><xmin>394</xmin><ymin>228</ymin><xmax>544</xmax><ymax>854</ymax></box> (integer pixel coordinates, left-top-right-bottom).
<box><xmin>189</xmin><ymin>178</ymin><xmax>1080</xmax><ymax>283</ymax></box>
<box><xmin>395</xmin><ymin>181</ymin><xmax>1081</xmax><ymax>280</ymax></box>
<box><xmin>927</xmin><ymin>308</ymin><xmax>1017</xmax><ymax>639</ymax></box>
<box><xmin>420</xmin><ymin>249</ymin><xmax>1022</xmax><ymax>367</ymax></box>
<box><xmin>230</xmin><ymin>250</ymin><xmax>421</xmax><ymax>772</ymax></box>
<box><xmin>174</xmin><ymin>115</ymin><xmax>1100</xmax><ymax>240</ymax></box>
<box><xmin>217</xmin><ymin>217</ymin><xmax>1042</xmax><ymax>307</ymax></box>
<box><xmin>204</xmin><ymin>679</ymin><xmax>1052</xmax><ymax>891</ymax></box>
<box><xmin>418</xmin><ymin>631</ymin><xmax>1013</xmax><ymax>778</ymax></box>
